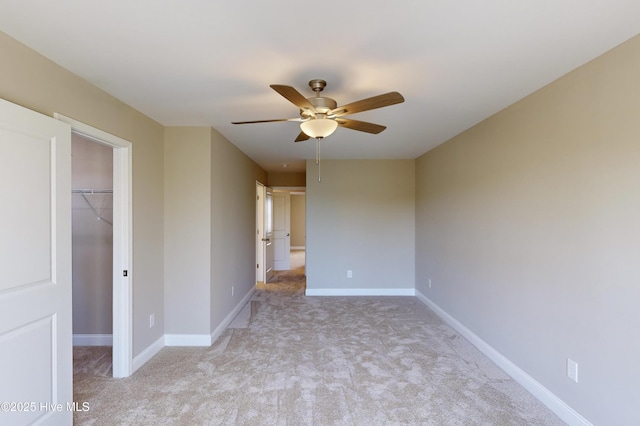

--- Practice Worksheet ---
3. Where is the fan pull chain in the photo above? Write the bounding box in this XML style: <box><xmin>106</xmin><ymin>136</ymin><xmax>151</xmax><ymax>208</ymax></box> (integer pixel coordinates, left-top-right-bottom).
<box><xmin>315</xmin><ymin>138</ymin><xmax>321</xmax><ymax>182</ymax></box>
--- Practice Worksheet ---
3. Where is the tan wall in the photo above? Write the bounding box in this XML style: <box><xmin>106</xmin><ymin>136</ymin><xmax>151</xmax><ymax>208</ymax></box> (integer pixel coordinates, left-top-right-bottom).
<box><xmin>164</xmin><ymin>127</ymin><xmax>212</xmax><ymax>335</ymax></box>
<box><xmin>268</xmin><ymin>171</ymin><xmax>306</xmax><ymax>187</ymax></box>
<box><xmin>210</xmin><ymin>128</ymin><xmax>267</xmax><ymax>329</ymax></box>
<box><xmin>306</xmin><ymin>160</ymin><xmax>415</xmax><ymax>292</ymax></box>
<box><xmin>0</xmin><ymin>32</ymin><xmax>165</xmax><ymax>356</ymax></box>
<box><xmin>164</xmin><ymin>127</ymin><xmax>267</xmax><ymax>337</ymax></box>
<box><xmin>290</xmin><ymin>194</ymin><xmax>306</xmax><ymax>248</ymax></box>
<box><xmin>415</xmin><ymin>34</ymin><xmax>640</xmax><ymax>425</ymax></box>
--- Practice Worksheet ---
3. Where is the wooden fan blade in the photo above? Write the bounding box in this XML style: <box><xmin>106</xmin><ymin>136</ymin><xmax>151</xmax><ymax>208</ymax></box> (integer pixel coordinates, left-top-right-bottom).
<box><xmin>270</xmin><ymin>85</ymin><xmax>317</xmax><ymax>113</ymax></box>
<box><xmin>295</xmin><ymin>131</ymin><xmax>310</xmax><ymax>142</ymax></box>
<box><xmin>335</xmin><ymin>118</ymin><xmax>387</xmax><ymax>134</ymax></box>
<box><xmin>231</xmin><ymin>118</ymin><xmax>302</xmax><ymax>124</ymax></box>
<box><xmin>330</xmin><ymin>92</ymin><xmax>404</xmax><ymax>117</ymax></box>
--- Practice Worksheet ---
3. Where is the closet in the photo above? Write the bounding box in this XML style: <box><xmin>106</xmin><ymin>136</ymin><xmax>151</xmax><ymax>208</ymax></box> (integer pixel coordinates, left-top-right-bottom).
<box><xmin>71</xmin><ymin>133</ymin><xmax>113</xmax><ymax>346</ymax></box>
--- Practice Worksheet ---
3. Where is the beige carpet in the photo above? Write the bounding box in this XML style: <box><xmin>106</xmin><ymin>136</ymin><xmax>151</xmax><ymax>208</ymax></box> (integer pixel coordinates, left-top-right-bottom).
<box><xmin>74</xmin><ymin>274</ymin><xmax>564</xmax><ymax>425</ymax></box>
<box><xmin>74</xmin><ymin>345</ymin><xmax>112</xmax><ymax>378</ymax></box>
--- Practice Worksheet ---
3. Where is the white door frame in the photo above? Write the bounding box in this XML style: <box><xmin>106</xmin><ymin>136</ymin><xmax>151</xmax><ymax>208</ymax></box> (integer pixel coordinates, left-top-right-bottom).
<box><xmin>54</xmin><ymin>114</ymin><xmax>133</xmax><ymax>378</ymax></box>
<box><xmin>256</xmin><ymin>181</ymin><xmax>265</xmax><ymax>283</ymax></box>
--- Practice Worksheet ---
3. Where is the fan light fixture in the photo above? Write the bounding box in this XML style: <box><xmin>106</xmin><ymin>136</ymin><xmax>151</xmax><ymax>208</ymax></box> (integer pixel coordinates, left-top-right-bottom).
<box><xmin>300</xmin><ymin>118</ymin><xmax>338</xmax><ymax>139</ymax></box>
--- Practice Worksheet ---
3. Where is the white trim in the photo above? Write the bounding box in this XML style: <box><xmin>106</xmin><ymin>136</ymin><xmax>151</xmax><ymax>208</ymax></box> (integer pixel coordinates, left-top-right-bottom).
<box><xmin>415</xmin><ymin>290</ymin><xmax>593</xmax><ymax>426</ymax></box>
<box><xmin>54</xmin><ymin>113</ymin><xmax>133</xmax><ymax>378</ymax></box>
<box><xmin>132</xmin><ymin>335</ymin><xmax>164</xmax><ymax>373</ymax></box>
<box><xmin>73</xmin><ymin>334</ymin><xmax>113</xmax><ymax>346</ymax></box>
<box><xmin>290</xmin><ymin>246</ymin><xmax>306</xmax><ymax>250</ymax></box>
<box><xmin>210</xmin><ymin>287</ymin><xmax>256</xmax><ymax>343</ymax></box>
<box><xmin>306</xmin><ymin>288</ymin><xmax>416</xmax><ymax>296</ymax></box>
<box><xmin>112</xmin><ymin>144</ymin><xmax>133</xmax><ymax>377</ymax></box>
<box><xmin>164</xmin><ymin>334</ymin><xmax>212</xmax><ymax>347</ymax></box>
<box><xmin>53</xmin><ymin>115</ymin><xmax>131</xmax><ymax>148</ymax></box>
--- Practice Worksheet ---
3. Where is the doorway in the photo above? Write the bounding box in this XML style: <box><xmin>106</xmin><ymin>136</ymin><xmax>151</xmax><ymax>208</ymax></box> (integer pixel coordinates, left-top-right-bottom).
<box><xmin>71</xmin><ymin>134</ymin><xmax>113</xmax><ymax>376</ymax></box>
<box><xmin>257</xmin><ymin>187</ymin><xmax>306</xmax><ymax>282</ymax></box>
<box><xmin>55</xmin><ymin>114</ymin><xmax>133</xmax><ymax>378</ymax></box>
<box><xmin>256</xmin><ymin>182</ymin><xmax>275</xmax><ymax>284</ymax></box>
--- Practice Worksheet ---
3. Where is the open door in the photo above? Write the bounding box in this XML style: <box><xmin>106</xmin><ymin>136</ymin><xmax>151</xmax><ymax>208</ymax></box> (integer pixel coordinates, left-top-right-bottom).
<box><xmin>265</xmin><ymin>188</ymin><xmax>275</xmax><ymax>282</ymax></box>
<box><xmin>0</xmin><ymin>98</ymin><xmax>73</xmax><ymax>425</ymax></box>
<box><xmin>273</xmin><ymin>191</ymin><xmax>291</xmax><ymax>270</ymax></box>
<box><xmin>256</xmin><ymin>182</ymin><xmax>265</xmax><ymax>282</ymax></box>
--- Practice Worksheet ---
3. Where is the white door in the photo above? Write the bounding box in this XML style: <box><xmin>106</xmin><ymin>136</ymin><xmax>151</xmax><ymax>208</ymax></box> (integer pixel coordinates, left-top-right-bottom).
<box><xmin>256</xmin><ymin>183</ymin><xmax>265</xmax><ymax>282</ymax></box>
<box><xmin>264</xmin><ymin>188</ymin><xmax>275</xmax><ymax>282</ymax></box>
<box><xmin>0</xmin><ymin>99</ymin><xmax>73</xmax><ymax>425</ymax></box>
<box><xmin>273</xmin><ymin>192</ymin><xmax>291</xmax><ymax>271</ymax></box>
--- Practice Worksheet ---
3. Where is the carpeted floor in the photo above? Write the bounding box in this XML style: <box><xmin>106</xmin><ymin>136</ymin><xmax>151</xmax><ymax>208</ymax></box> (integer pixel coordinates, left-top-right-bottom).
<box><xmin>73</xmin><ymin>265</ymin><xmax>564</xmax><ymax>425</ymax></box>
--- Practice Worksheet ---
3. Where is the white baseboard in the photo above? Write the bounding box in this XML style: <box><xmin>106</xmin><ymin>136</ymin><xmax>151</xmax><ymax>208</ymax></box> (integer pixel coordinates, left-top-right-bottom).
<box><xmin>132</xmin><ymin>335</ymin><xmax>164</xmax><ymax>374</ymax></box>
<box><xmin>415</xmin><ymin>290</ymin><xmax>592</xmax><ymax>426</ymax></box>
<box><xmin>164</xmin><ymin>286</ymin><xmax>257</xmax><ymax>348</ymax></box>
<box><xmin>210</xmin><ymin>286</ymin><xmax>256</xmax><ymax>343</ymax></box>
<box><xmin>127</xmin><ymin>286</ymin><xmax>258</xmax><ymax>374</ymax></box>
<box><xmin>73</xmin><ymin>334</ymin><xmax>112</xmax><ymax>346</ymax></box>
<box><xmin>306</xmin><ymin>288</ymin><xmax>415</xmax><ymax>296</ymax></box>
<box><xmin>164</xmin><ymin>334</ymin><xmax>212</xmax><ymax>346</ymax></box>
<box><xmin>291</xmin><ymin>246</ymin><xmax>305</xmax><ymax>250</ymax></box>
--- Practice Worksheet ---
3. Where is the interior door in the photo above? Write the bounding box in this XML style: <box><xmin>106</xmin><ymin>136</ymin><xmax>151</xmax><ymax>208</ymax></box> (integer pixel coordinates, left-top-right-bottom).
<box><xmin>264</xmin><ymin>188</ymin><xmax>275</xmax><ymax>282</ymax></box>
<box><xmin>0</xmin><ymin>98</ymin><xmax>73</xmax><ymax>425</ymax></box>
<box><xmin>273</xmin><ymin>192</ymin><xmax>291</xmax><ymax>270</ymax></box>
<box><xmin>256</xmin><ymin>183</ymin><xmax>264</xmax><ymax>282</ymax></box>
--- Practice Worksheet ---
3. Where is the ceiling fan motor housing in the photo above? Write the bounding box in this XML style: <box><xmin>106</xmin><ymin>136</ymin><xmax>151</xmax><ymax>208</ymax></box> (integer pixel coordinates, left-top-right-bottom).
<box><xmin>297</xmin><ymin>79</ymin><xmax>336</xmax><ymax>118</ymax></box>
<box><xmin>301</xmin><ymin>96</ymin><xmax>337</xmax><ymax>118</ymax></box>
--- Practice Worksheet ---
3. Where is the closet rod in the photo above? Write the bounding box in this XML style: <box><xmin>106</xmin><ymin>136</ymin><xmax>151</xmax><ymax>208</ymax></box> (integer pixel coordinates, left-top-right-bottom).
<box><xmin>72</xmin><ymin>189</ymin><xmax>113</xmax><ymax>194</ymax></box>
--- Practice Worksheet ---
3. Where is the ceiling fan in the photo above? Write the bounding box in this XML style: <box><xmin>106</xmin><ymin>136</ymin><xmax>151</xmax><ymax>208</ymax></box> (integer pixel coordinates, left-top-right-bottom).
<box><xmin>232</xmin><ymin>79</ymin><xmax>405</xmax><ymax>142</ymax></box>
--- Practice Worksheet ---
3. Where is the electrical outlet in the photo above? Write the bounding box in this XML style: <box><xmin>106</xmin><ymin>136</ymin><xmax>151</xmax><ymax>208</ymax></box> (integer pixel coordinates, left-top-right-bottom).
<box><xmin>428</xmin><ymin>278</ymin><xmax>432</xmax><ymax>289</ymax></box>
<box><xmin>232</xmin><ymin>286</ymin><xmax>235</xmax><ymax>296</ymax></box>
<box><xmin>567</xmin><ymin>358</ymin><xmax>578</xmax><ymax>383</ymax></box>
<box><xmin>347</xmin><ymin>270</ymin><xmax>353</xmax><ymax>278</ymax></box>
<box><xmin>149</xmin><ymin>313</ymin><xmax>155</xmax><ymax>328</ymax></box>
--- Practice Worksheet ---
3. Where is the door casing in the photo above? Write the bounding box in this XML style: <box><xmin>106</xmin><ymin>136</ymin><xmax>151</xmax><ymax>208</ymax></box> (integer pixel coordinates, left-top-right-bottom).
<box><xmin>55</xmin><ymin>114</ymin><xmax>133</xmax><ymax>378</ymax></box>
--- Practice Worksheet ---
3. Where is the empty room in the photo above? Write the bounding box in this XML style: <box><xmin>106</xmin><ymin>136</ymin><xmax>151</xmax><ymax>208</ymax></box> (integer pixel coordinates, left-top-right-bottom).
<box><xmin>1</xmin><ymin>2</ymin><xmax>639</xmax><ymax>425</ymax></box>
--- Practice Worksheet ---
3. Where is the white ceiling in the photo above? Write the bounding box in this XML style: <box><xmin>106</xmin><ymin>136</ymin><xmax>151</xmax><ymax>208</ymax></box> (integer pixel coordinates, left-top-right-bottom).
<box><xmin>2</xmin><ymin>1</ymin><xmax>640</xmax><ymax>172</ymax></box>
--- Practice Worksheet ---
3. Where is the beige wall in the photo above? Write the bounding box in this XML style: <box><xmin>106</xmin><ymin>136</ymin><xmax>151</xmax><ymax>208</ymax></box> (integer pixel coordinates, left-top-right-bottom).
<box><xmin>268</xmin><ymin>171</ymin><xmax>306</xmax><ymax>187</ymax></box>
<box><xmin>164</xmin><ymin>127</ymin><xmax>267</xmax><ymax>338</ymax></box>
<box><xmin>72</xmin><ymin>134</ymin><xmax>113</xmax><ymax>335</ymax></box>
<box><xmin>210</xmin><ymin>128</ymin><xmax>267</xmax><ymax>329</ymax></box>
<box><xmin>306</xmin><ymin>160</ymin><xmax>415</xmax><ymax>293</ymax></box>
<box><xmin>290</xmin><ymin>194</ymin><xmax>306</xmax><ymax>248</ymax></box>
<box><xmin>415</xmin><ymin>35</ymin><xmax>640</xmax><ymax>425</ymax></box>
<box><xmin>164</xmin><ymin>127</ymin><xmax>212</xmax><ymax>335</ymax></box>
<box><xmin>0</xmin><ymin>32</ymin><xmax>165</xmax><ymax>357</ymax></box>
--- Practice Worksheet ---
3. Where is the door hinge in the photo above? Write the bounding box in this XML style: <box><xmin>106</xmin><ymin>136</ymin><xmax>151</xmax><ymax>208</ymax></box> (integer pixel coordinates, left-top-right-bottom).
<box><xmin>257</xmin><ymin>263</ymin><xmax>259</xmax><ymax>269</ymax></box>
<box><xmin>123</xmin><ymin>270</ymin><xmax>128</xmax><ymax>277</ymax></box>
